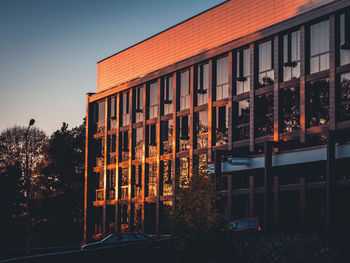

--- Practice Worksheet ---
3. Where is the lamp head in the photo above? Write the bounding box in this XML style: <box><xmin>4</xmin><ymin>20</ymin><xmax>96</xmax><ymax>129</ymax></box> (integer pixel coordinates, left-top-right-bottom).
<box><xmin>29</xmin><ymin>119</ymin><xmax>35</xmax><ymax>126</ymax></box>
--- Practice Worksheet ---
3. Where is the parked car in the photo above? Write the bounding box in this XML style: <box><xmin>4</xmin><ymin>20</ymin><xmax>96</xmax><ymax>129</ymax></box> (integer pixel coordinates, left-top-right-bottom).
<box><xmin>81</xmin><ymin>233</ymin><xmax>150</xmax><ymax>250</ymax></box>
<box><xmin>229</xmin><ymin>218</ymin><xmax>262</xmax><ymax>232</ymax></box>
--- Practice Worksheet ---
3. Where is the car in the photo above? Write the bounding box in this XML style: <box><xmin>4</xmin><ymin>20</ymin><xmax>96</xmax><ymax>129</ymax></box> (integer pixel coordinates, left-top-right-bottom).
<box><xmin>229</xmin><ymin>217</ymin><xmax>262</xmax><ymax>232</ymax></box>
<box><xmin>81</xmin><ymin>233</ymin><xmax>151</xmax><ymax>250</ymax></box>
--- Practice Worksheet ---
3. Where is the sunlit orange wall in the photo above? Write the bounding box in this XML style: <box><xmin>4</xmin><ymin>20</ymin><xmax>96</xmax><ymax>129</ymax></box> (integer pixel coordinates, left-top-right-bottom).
<box><xmin>97</xmin><ymin>0</ymin><xmax>333</xmax><ymax>93</ymax></box>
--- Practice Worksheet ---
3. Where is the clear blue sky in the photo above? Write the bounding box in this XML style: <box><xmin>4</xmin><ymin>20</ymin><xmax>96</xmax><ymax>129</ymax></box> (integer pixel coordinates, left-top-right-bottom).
<box><xmin>0</xmin><ymin>0</ymin><xmax>224</xmax><ymax>135</ymax></box>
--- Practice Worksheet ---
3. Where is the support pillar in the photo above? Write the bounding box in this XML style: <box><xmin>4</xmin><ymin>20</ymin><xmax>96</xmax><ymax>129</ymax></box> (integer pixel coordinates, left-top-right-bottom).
<box><xmin>273</xmin><ymin>176</ymin><xmax>279</xmax><ymax>226</ymax></box>
<box><xmin>326</xmin><ymin>130</ymin><xmax>336</xmax><ymax>232</ymax></box>
<box><xmin>249</xmin><ymin>175</ymin><xmax>255</xmax><ymax>217</ymax></box>
<box><xmin>264</xmin><ymin>141</ymin><xmax>273</xmax><ymax>231</ymax></box>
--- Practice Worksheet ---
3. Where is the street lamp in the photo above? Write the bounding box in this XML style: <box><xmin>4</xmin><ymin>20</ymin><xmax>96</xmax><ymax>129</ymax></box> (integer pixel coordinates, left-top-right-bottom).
<box><xmin>25</xmin><ymin>119</ymin><xmax>35</xmax><ymax>255</ymax></box>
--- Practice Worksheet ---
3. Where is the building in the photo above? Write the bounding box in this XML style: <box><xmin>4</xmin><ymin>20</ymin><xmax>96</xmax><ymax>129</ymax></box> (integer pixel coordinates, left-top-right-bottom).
<box><xmin>84</xmin><ymin>0</ymin><xmax>350</xmax><ymax>242</ymax></box>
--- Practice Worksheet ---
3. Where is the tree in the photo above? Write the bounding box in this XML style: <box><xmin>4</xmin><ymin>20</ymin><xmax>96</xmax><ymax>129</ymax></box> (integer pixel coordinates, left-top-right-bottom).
<box><xmin>170</xmin><ymin>168</ymin><xmax>226</xmax><ymax>262</ymax></box>
<box><xmin>0</xmin><ymin>126</ymin><xmax>47</xmax><ymax>248</ymax></box>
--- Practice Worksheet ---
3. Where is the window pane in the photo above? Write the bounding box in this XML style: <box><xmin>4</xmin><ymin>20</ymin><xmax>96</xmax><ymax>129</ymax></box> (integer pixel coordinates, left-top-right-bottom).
<box><xmin>340</xmin><ymin>72</ymin><xmax>350</xmax><ymax>122</ymax></box>
<box><xmin>215</xmin><ymin>105</ymin><xmax>228</xmax><ymax>145</ymax></box>
<box><xmin>308</xmin><ymin>78</ymin><xmax>329</xmax><ymax>127</ymax></box>
<box><xmin>197</xmin><ymin>63</ymin><xmax>209</xmax><ymax>106</ymax></box>
<box><xmin>180</xmin><ymin>70</ymin><xmax>190</xmax><ymax>110</ymax></box>
<box><xmin>163</xmin><ymin>76</ymin><xmax>173</xmax><ymax>115</ymax></box>
<box><xmin>147</xmin><ymin>163</ymin><xmax>157</xmax><ymax>197</ymax></box>
<box><xmin>196</xmin><ymin>110</ymin><xmax>208</xmax><ymax>148</ymax></box>
<box><xmin>234</xmin><ymin>99</ymin><xmax>250</xmax><ymax>141</ymax></box>
<box><xmin>149</xmin><ymin>82</ymin><xmax>158</xmax><ymax>119</ymax></box>
<box><xmin>310</xmin><ymin>20</ymin><xmax>329</xmax><ymax>74</ymax></box>
<box><xmin>161</xmin><ymin>161</ymin><xmax>173</xmax><ymax>196</ymax></box>
<box><xmin>236</xmin><ymin>49</ymin><xmax>251</xmax><ymax>94</ymax></box>
<box><xmin>258</xmin><ymin>40</ymin><xmax>274</xmax><ymax>87</ymax></box>
<box><xmin>255</xmin><ymin>93</ymin><xmax>274</xmax><ymax>137</ymax></box>
<box><xmin>216</xmin><ymin>56</ymin><xmax>228</xmax><ymax>100</ymax></box>
<box><xmin>340</xmin><ymin>14</ymin><xmax>350</xmax><ymax>65</ymax></box>
<box><xmin>135</xmin><ymin>87</ymin><xmax>143</xmax><ymax>123</ymax></box>
<box><xmin>280</xmin><ymin>86</ymin><xmax>300</xmax><ymax>132</ymax></box>
<box><xmin>283</xmin><ymin>31</ymin><xmax>300</xmax><ymax>81</ymax></box>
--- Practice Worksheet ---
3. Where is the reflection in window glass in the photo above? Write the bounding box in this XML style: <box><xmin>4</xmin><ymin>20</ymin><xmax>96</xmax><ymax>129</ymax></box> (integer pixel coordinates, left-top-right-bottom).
<box><xmin>214</xmin><ymin>105</ymin><xmax>228</xmax><ymax>145</ymax></box>
<box><xmin>109</xmin><ymin>97</ymin><xmax>117</xmax><ymax>130</ymax></box>
<box><xmin>133</xmin><ymin>128</ymin><xmax>143</xmax><ymax>160</ymax></box>
<box><xmin>308</xmin><ymin>78</ymin><xmax>329</xmax><ymax>127</ymax></box>
<box><xmin>107</xmin><ymin>169</ymin><xmax>116</xmax><ymax>200</ymax></box>
<box><xmin>121</xmin><ymin>92</ymin><xmax>130</xmax><ymax>127</ymax></box>
<box><xmin>179</xmin><ymin>158</ymin><xmax>189</xmax><ymax>189</ymax></box>
<box><xmin>280</xmin><ymin>86</ymin><xmax>300</xmax><ymax>132</ymax></box>
<box><xmin>234</xmin><ymin>100</ymin><xmax>250</xmax><ymax>141</ymax></box>
<box><xmin>120</xmin><ymin>168</ymin><xmax>129</xmax><ymax>200</ymax></box>
<box><xmin>148</xmin><ymin>82</ymin><xmax>158</xmax><ymax>119</ymax></box>
<box><xmin>340</xmin><ymin>73</ymin><xmax>350</xmax><ymax>122</ymax></box>
<box><xmin>132</xmin><ymin>203</ymin><xmax>142</xmax><ymax>232</ymax></box>
<box><xmin>96</xmin><ymin>138</ymin><xmax>104</xmax><ymax>167</ymax></box>
<box><xmin>216</xmin><ymin>56</ymin><xmax>229</xmax><ymax>100</ymax></box>
<box><xmin>135</xmin><ymin>87</ymin><xmax>143</xmax><ymax>123</ymax></box>
<box><xmin>180</xmin><ymin>70</ymin><xmax>190</xmax><ymax>110</ymax></box>
<box><xmin>161</xmin><ymin>160</ymin><xmax>173</xmax><ymax>196</ymax></box>
<box><xmin>132</xmin><ymin>165</ymin><xmax>142</xmax><ymax>199</ymax></box>
<box><xmin>119</xmin><ymin>130</ymin><xmax>129</xmax><ymax>162</ymax></box>
<box><xmin>163</xmin><ymin>76</ymin><xmax>173</xmax><ymax>115</ymax></box>
<box><xmin>96</xmin><ymin>101</ymin><xmax>105</xmax><ymax>133</ymax></box>
<box><xmin>161</xmin><ymin>120</ymin><xmax>173</xmax><ymax>155</ymax></box>
<box><xmin>255</xmin><ymin>93</ymin><xmax>274</xmax><ymax>137</ymax></box>
<box><xmin>178</xmin><ymin>116</ymin><xmax>190</xmax><ymax>152</ymax></box>
<box><xmin>196</xmin><ymin>63</ymin><xmax>209</xmax><ymax>106</ymax></box>
<box><xmin>195</xmin><ymin>110</ymin><xmax>208</xmax><ymax>148</ymax></box>
<box><xmin>108</xmin><ymin>135</ymin><xmax>116</xmax><ymax>164</ymax></box>
<box><xmin>236</xmin><ymin>49</ymin><xmax>250</xmax><ymax>94</ymax></box>
<box><xmin>310</xmin><ymin>20</ymin><xmax>329</xmax><ymax>74</ymax></box>
<box><xmin>258</xmin><ymin>40</ymin><xmax>274</xmax><ymax>88</ymax></box>
<box><xmin>147</xmin><ymin>163</ymin><xmax>157</xmax><ymax>197</ymax></box>
<box><xmin>120</xmin><ymin>204</ymin><xmax>128</xmax><ymax>231</ymax></box>
<box><xmin>340</xmin><ymin>13</ymin><xmax>350</xmax><ymax>66</ymax></box>
<box><xmin>283</xmin><ymin>31</ymin><xmax>300</xmax><ymax>81</ymax></box>
<box><xmin>194</xmin><ymin>154</ymin><xmax>208</xmax><ymax>177</ymax></box>
<box><xmin>147</xmin><ymin>124</ymin><xmax>157</xmax><ymax>157</ymax></box>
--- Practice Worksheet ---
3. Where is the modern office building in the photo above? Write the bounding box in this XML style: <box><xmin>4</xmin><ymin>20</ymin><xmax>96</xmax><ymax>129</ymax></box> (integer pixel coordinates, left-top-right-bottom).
<box><xmin>84</xmin><ymin>0</ymin><xmax>350</xmax><ymax>242</ymax></box>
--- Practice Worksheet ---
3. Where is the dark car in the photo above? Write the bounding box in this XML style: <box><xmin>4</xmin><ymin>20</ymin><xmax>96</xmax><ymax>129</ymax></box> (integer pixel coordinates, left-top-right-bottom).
<box><xmin>229</xmin><ymin>218</ymin><xmax>262</xmax><ymax>232</ymax></box>
<box><xmin>81</xmin><ymin>233</ymin><xmax>150</xmax><ymax>250</ymax></box>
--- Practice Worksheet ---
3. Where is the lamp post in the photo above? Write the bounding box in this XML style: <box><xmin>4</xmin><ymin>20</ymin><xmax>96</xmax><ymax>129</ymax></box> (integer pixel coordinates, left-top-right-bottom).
<box><xmin>24</xmin><ymin>119</ymin><xmax>35</xmax><ymax>255</ymax></box>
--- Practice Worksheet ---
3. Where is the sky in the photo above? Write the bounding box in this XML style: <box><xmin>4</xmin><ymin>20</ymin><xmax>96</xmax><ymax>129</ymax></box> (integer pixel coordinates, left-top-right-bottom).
<box><xmin>0</xmin><ymin>0</ymin><xmax>225</xmax><ymax>135</ymax></box>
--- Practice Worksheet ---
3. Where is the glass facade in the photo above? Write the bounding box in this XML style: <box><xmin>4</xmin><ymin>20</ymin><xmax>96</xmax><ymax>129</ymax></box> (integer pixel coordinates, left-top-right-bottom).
<box><xmin>88</xmin><ymin>6</ymin><xmax>350</xmax><ymax>237</ymax></box>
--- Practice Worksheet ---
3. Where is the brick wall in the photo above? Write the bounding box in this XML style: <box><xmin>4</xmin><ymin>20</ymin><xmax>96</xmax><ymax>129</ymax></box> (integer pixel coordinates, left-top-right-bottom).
<box><xmin>97</xmin><ymin>0</ymin><xmax>335</xmax><ymax>92</ymax></box>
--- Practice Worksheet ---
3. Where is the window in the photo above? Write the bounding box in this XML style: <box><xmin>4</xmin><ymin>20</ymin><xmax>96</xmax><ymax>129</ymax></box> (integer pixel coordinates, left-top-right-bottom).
<box><xmin>178</xmin><ymin>157</ymin><xmax>189</xmax><ymax>189</ymax></box>
<box><xmin>132</xmin><ymin>203</ymin><xmax>142</xmax><ymax>232</ymax></box>
<box><xmin>214</xmin><ymin>105</ymin><xmax>228</xmax><ymax>145</ymax></box>
<box><xmin>119</xmin><ymin>130</ymin><xmax>129</xmax><ymax>162</ymax></box>
<box><xmin>96</xmin><ymin>101</ymin><xmax>105</xmax><ymax>133</ymax></box>
<box><xmin>146</xmin><ymin>163</ymin><xmax>157</xmax><ymax>197</ymax></box>
<box><xmin>134</xmin><ymin>87</ymin><xmax>143</xmax><ymax>123</ymax></box>
<box><xmin>340</xmin><ymin>11</ymin><xmax>350</xmax><ymax>65</ymax></box>
<box><xmin>258</xmin><ymin>40</ymin><xmax>274</xmax><ymax>88</ymax></box>
<box><xmin>196</xmin><ymin>63</ymin><xmax>209</xmax><ymax>106</ymax></box>
<box><xmin>234</xmin><ymin>99</ymin><xmax>250</xmax><ymax>141</ymax></box>
<box><xmin>161</xmin><ymin>119</ymin><xmax>173</xmax><ymax>155</ymax></box>
<box><xmin>180</xmin><ymin>70</ymin><xmax>190</xmax><ymax>110</ymax></box>
<box><xmin>280</xmin><ymin>86</ymin><xmax>300</xmax><ymax>132</ymax></box>
<box><xmin>310</xmin><ymin>20</ymin><xmax>329</xmax><ymax>74</ymax></box>
<box><xmin>339</xmin><ymin>73</ymin><xmax>350</xmax><ymax>122</ymax></box>
<box><xmin>96</xmin><ymin>138</ymin><xmax>104</xmax><ymax>167</ymax></box>
<box><xmin>120</xmin><ymin>92</ymin><xmax>130</xmax><ymax>127</ymax></box>
<box><xmin>132</xmin><ymin>165</ymin><xmax>142</xmax><ymax>198</ymax></box>
<box><xmin>148</xmin><ymin>81</ymin><xmax>158</xmax><ymax>119</ymax></box>
<box><xmin>133</xmin><ymin>128</ymin><xmax>143</xmax><ymax>160</ymax></box>
<box><xmin>108</xmin><ymin>135</ymin><xmax>116</xmax><ymax>164</ymax></box>
<box><xmin>147</xmin><ymin>124</ymin><xmax>157</xmax><ymax>157</ymax></box>
<box><xmin>120</xmin><ymin>168</ymin><xmax>129</xmax><ymax>200</ymax></box>
<box><xmin>161</xmin><ymin>160</ymin><xmax>173</xmax><ymax>196</ymax></box>
<box><xmin>109</xmin><ymin>97</ymin><xmax>117</xmax><ymax>130</ymax></box>
<box><xmin>96</xmin><ymin>172</ymin><xmax>104</xmax><ymax>201</ymax></box>
<box><xmin>194</xmin><ymin>154</ymin><xmax>208</xmax><ymax>177</ymax></box>
<box><xmin>307</xmin><ymin>78</ymin><xmax>329</xmax><ymax>127</ymax></box>
<box><xmin>178</xmin><ymin>115</ymin><xmax>190</xmax><ymax>152</ymax></box>
<box><xmin>195</xmin><ymin>110</ymin><xmax>208</xmax><ymax>148</ymax></box>
<box><xmin>236</xmin><ymin>48</ymin><xmax>250</xmax><ymax>94</ymax></box>
<box><xmin>216</xmin><ymin>56</ymin><xmax>229</xmax><ymax>100</ymax></box>
<box><xmin>163</xmin><ymin>76</ymin><xmax>173</xmax><ymax>115</ymax></box>
<box><xmin>283</xmin><ymin>30</ymin><xmax>300</xmax><ymax>81</ymax></box>
<box><xmin>255</xmin><ymin>93</ymin><xmax>274</xmax><ymax>137</ymax></box>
